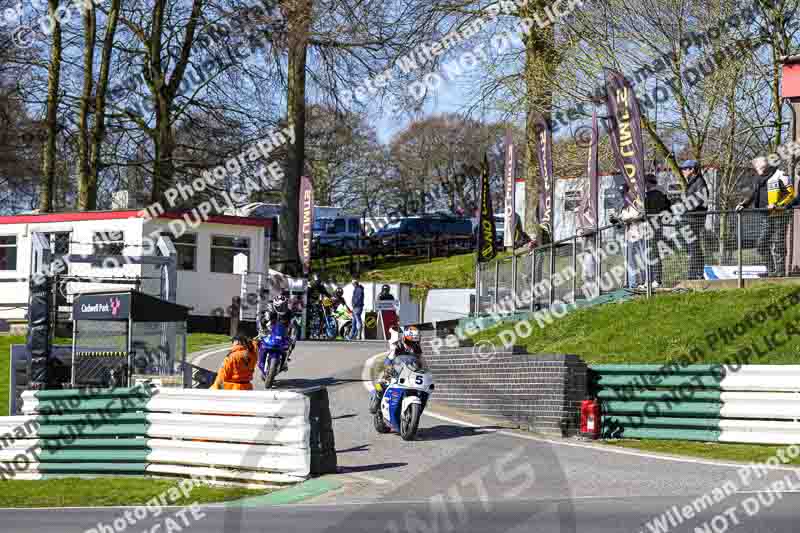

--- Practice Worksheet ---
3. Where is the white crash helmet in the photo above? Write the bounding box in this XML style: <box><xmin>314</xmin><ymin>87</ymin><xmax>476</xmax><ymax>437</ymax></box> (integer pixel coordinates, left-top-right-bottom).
<box><xmin>403</xmin><ymin>326</ymin><xmax>420</xmax><ymax>343</ymax></box>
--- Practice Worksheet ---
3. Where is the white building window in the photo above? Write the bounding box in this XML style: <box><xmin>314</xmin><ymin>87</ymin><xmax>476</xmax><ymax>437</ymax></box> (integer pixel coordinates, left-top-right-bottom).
<box><xmin>0</xmin><ymin>236</ymin><xmax>17</xmax><ymax>271</ymax></box>
<box><xmin>92</xmin><ymin>231</ymin><xmax>125</xmax><ymax>266</ymax></box>
<box><xmin>211</xmin><ymin>236</ymin><xmax>250</xmax><ymax>274</ymax></box>
<box><xmin>161</xmin><ymin>232</ymin><xmax>197</xmax><ymax>271</ymax></box>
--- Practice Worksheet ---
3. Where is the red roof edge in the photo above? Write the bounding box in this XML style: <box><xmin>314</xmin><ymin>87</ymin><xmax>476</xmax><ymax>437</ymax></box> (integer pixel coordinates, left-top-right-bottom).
<box><xmin>0</xmin><ymin>209</ymin><xmax>272</xmax><ymax>229</ymax></box>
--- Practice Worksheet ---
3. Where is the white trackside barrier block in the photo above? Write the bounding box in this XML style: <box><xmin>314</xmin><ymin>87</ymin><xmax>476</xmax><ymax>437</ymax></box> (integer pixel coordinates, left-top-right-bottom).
<box><xmin>145</xmin><ymin>413</ymin><xmax>310</xmax><ymax>446</ymax></box>
<box><xmin>5</xmin><ymin>386</ymin><xmax>331</xmax><ymax>483</ymax></box>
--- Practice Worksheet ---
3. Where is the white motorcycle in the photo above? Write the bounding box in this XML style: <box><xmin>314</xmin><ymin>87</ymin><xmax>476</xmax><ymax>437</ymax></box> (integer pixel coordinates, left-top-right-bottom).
<box><xmin>373</xmin><ymin>354</ymin><xmax>434</xmax><ymax>441</ymax></box>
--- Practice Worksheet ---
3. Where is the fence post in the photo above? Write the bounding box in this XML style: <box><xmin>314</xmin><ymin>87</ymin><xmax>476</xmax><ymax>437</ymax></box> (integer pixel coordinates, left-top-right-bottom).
<box><xmin>595</xmin><ymin>229</ymin><xmax>602</xmax><ymax>299</ymax></box>
<box><xmin>572</xmin><ymin>236</ymin><xmax>578</xmax><ymax>304</ymax></box>
<box><xmin>737</xmin><ymin>210</ymin><xmax>743</xmax><ymax>289</ymax></box>
<box><xmin>549</xmin><ymin>244</ymin><xmax>555</xmax><ymax>307</ymax></box>
<box><xmin>511</xmin><ymin>252</ymin><xmax>518</xmax><ymax>311</ymax></box>
<box><xmin>529</xmin><ymin>249</ymin><xmax>536</xmax><ymax>312</ymax></box>
<box><xmin>493</xmin><ymin>260</ymin><xmax>500</xmax><ymax>312</ymax></box>
<box><xmin>623</xmin><ymin>224</ymin><xmax>629</xmax><ymax>289</ymax></box>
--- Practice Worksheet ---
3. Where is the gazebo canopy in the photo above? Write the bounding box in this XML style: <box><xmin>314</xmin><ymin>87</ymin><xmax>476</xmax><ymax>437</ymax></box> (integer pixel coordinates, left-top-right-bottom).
<box><xmin>72</xmin><ymin>290</ymin><xmax>190</xmax><ymax>322</ymax></box>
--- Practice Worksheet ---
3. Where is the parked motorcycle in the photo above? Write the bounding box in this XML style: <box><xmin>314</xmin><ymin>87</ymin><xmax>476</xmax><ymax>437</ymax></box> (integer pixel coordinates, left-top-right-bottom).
<box><xmin>334</xmin><ymin>304</ymin><xmax>353</xmax><ymax>339</ymax></box>
<box><xmin>372</xmin><ymin>355</ymin><xmax>434</xmax><ymax>440</ymax></box>
<box><xmin>319</xmin><ymin>297</ymin><xmax>338</xmax><ymax>339</ymax></box>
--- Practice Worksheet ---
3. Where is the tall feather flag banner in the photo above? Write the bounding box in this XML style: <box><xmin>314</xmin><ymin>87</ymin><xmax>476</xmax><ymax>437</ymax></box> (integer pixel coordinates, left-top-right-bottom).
<box><xmin>534</xmin><ymin>115</ymin><xmax>555</xmax><ymax>237</ymax></box>
<box><xmin>503</xmin><ymin>129</ymin><xmax>517</xmax><ymax>248</ymax></box>
<box><xmin>298</xmin><ymin>175</ymin><xmax>314</xmax><ymax>275</ymax></box>
<box><xmin>577</xmin><ymin>109</ymin><xmax>599</xmax><ymax>232</ymax></box>
<box><xmin>476</xmin><ymin>154</ymin><xmax>497</xmax><ymax>263</ymax></box>
<box><xmin>604</xmin><ymin>69</ymin><xmax>646</xmax><ymax>213</ymax></box>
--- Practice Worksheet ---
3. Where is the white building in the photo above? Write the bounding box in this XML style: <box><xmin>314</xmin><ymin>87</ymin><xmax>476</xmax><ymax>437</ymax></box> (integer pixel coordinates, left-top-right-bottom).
<box><xmin>0</xmin><ymin>210</ymin><xmax>272</xmax><ymax>330</ymax></box>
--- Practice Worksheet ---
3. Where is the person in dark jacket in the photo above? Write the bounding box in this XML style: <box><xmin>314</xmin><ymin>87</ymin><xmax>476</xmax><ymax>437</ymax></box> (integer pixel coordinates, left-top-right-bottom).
<box><xmin>643</xmin><ymin>174</ymin><xmax>672</xmax><ymax>287</ymax></box>
<box><xmin>737</xmin><ymin>157</ymin><xmax>795</xmax><ymax>277</ymax></box>
<box><xmin>377</xmin><ymin>284</ymin><xmax>395</xmax><ymax>301</ymax></box>
<box><xmin>348</xmin><ymin>279</ymin><xmax>365</xmax><ymax>340</ymax></box>
<box><xmin>307</xmin><ymin>273</ymin><xmax>331</xmax><ymax>339</ymax></box>
<box><xmin>680</xmin><ymin>160</ymin><xmax>708</xmax><ymax>279</ymax></box>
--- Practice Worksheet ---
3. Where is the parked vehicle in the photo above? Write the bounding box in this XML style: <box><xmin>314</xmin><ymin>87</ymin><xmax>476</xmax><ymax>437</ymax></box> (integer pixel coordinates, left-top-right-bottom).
<box><xmin>313</xmin><ymin>216</ymin><xmax>364</xmax><ymax>251</ymax></box>
<box><xmin>372</xmin><ymin>354</ymin><xmax>434</xmax><ymax>440</ymax></box>
<box><xmin>372</xmin><ymin>215</ymin><xmax>473</xmax><ymax>251</ymax></box>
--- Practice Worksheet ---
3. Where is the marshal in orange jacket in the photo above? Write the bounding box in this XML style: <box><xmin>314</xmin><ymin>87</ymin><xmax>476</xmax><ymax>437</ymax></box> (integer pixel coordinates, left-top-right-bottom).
<box><xmin>211</xmin><ymin>340</ymin><xmax>259</xmax><ymax>390</ymax></box>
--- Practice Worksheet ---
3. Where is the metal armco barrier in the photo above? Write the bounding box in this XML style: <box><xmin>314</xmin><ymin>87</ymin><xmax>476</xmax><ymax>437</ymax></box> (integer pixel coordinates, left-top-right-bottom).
<box><xmin>0</xmin><ymin>385</ymin><xmax>336</xmax><ymax>484</ymax></box>
<box><xmin>593</xmin><ymin>364</ymin><xmax>800</xmax><ymax>444</ymax></box>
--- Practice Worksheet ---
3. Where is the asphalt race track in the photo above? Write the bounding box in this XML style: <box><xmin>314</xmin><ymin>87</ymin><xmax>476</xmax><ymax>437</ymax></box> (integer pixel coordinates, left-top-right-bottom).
<box><xmin>2</xmin><ymin>340</ymin><xmax>799</xmax><ymax>533</ymax></box>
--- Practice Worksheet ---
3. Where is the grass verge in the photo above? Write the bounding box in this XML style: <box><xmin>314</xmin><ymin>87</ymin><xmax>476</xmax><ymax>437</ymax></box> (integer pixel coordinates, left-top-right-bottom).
<box><xmin>471</xmin><ymin>284</ymin><xmax>800</xmax><ymax>364</ymax></box>
<box><xmin>607</xmin><ymin>439</ymin><xmax>800</xmax><ymax>465</ymax></box>
<box><xmin>0</xmin><ymin>477</ymin><xmax>269</xmax><ymax>508</ymax></box>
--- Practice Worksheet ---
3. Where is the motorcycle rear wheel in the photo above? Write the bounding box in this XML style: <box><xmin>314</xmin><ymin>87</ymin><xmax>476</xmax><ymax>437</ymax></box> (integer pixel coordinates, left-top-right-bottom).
<box><xmin>374</xmin><ymin>409</ymin><xmax>391</xmax><ymax>434</ymax></box>
<box><xmin>400</xmin><ymin>403</ymin><xmax>421</xmax><ymax>441</ymax></box>
<box><xmin>264</xmin><ymin>358</ymin><xmax>280</xmax><ymax>389</ymax></box>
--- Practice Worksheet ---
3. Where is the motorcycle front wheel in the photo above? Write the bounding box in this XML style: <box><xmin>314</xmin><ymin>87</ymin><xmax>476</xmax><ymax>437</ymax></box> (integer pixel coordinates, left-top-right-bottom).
<box><xmin>400</xmin><ymin>403</ymin><xmax>421</xmax><ymax>441</ymax></box>
<box><xmin>264</xmin><ymin>358</ymin><xmax>280</xmax><ymax>389</ymax></box>
<box><xmin>374</xmin><ymin>410</ymin><xmax>391</xmax><ymax>433</ymax></box>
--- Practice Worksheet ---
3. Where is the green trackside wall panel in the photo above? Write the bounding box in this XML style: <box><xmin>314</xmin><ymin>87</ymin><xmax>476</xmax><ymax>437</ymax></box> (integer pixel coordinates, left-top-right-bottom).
<box><xmin>37</xmin><ymin>449</ymin><xmax>150</xmax><ymax>463</ymax></box>
<box><xmin>591</xmin><ymin>365</ymin><xmax>725</xmax><ymax>441</ymax></box>
<box><xmin>32</xmin><ymin>397</ymin><xmax>150</xmax><ymax>415</ymax></box>
<box><xmin>35</xmin><ymin>462</ymin><xmax>148</xmax><ymax>475</ymax></box>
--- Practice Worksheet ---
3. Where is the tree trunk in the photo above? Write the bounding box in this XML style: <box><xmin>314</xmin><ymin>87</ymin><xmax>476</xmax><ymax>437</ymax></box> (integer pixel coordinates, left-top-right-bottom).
<box><xmin>39</xmin><ymin>0</ymin><xmax>63</xmax><ymax>213</ymax></box>
<box><xmin>77</xmin><ymin>4</ymin><xmax>96</xmax><ymax>210</ymax></box>
<box><xmin>522</xmin><ymin>6</ymin><xmax>556</xmax><ymax>241</ymax></box>
<box><xmin>281</xmin><ymin>0</ymin><xmax>311</xmax><ymax>275</ymax></box>
<box><xmin>87</xmin><ymin>0</ymin><xmax>121</xmax><ymax>209</ymax></box>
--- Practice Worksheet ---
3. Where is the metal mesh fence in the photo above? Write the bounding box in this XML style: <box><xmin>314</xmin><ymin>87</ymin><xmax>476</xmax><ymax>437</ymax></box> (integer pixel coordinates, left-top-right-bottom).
<box><xmin>598</xmin><ymin>224</ymin><xmax>626</xmax><ymax>293</ymax></box>
<box><xmin>496</xmin><ymin>256</ymin><xmax>514</xmax><ymax>312</ymax></box>
<box><xmin>73</xmin><ymin>320</ymin><xmax>128</xmax><ymax>387</ymax></box>
<box><xmin>475</xmin><ymin>209</ymin><xmax>800</xmax><ymax>317</ymax></box>
<box><xmin>130</xmin><ymin>321</ymin><xmax>185</xmax><ymax>376</ymax></box>
<box><xmin>514</xmin><ymin>253</ymin><xmax>533</xmax><ymax>312</ymax></box>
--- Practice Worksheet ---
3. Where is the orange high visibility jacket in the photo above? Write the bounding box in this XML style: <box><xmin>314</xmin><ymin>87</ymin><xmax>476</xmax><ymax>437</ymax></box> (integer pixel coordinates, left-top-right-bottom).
<box><xmin>211</xmin><ymin>341</ymin><xmax>258</xmax><ymax>390</ymax></box>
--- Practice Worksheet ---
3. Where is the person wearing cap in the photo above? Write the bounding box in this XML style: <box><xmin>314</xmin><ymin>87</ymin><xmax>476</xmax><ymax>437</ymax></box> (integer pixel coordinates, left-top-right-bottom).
<box><xmin>680</xmin><ymin>160</ymin><xmax>708</xmax><ymax>280</ymax></box>
<box><xmin>348</xmin><ymin>279</ymin><xmax>364</xmax><ymax>340</ymax></box>
<box><xmin>737</xmin><ymin>156</ymin><xmax>795</xmax><ymax>277</ymax></box>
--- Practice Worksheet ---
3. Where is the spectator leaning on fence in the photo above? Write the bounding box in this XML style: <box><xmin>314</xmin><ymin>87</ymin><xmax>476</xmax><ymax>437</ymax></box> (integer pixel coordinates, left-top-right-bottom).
<box><xmin>737</xmin><ymin>156</ymin><xmax>796</xmax><ymax>277</ymax></box>
<box><xmin>612</xmin><ymin>182</ymin><xmax>647</xmax><ymax>289</ymax></box>
<box><xmin>644</xmin><ymin>174</ymin><xmax>673</xmax><ymax>288</ymax></box>
<box><xmin>680</xmin><ymin>160</ymin><xmax>709</xmax><ymax>280</ymax></box>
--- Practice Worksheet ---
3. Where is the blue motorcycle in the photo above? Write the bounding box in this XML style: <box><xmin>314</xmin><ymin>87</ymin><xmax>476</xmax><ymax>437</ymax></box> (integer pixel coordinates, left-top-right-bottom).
<box><xmin>257</xmin><ymin>321</ymin><xmax>293</xmax><ymax>388</ymax></box>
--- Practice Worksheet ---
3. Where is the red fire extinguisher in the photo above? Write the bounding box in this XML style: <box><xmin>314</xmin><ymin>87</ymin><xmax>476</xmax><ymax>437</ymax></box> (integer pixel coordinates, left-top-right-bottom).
<box><xmin>580</xmin><ymin>399</ymin><xmax>601</xmax><ymax>439</ymax></box>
